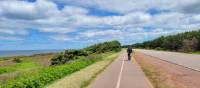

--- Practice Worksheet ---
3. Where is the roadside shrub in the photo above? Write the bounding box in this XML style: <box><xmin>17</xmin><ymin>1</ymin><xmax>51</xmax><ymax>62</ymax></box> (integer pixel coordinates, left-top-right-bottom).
<box><xmin>51</xmin><ymin>54</ymin><xmax>65</xmax><ymax>65</ymax></box>
<box><xmin>64</xmin><ymin>49</ymin><xmax>88</xmax><ymax>60</ymax></box>
<box><xmin>51</xmin><ymin>50</ymin><xmax>88</xmax><ymax>65</ymax></box>
<box><xmin>13</xmin><ymin>58</ymin><xmax>22</xmax><ymax>63</ymax></box>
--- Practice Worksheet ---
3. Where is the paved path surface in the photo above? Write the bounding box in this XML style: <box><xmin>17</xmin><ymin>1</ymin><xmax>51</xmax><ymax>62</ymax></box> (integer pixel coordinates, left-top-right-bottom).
<box><xmin>136</xmin><ymin>49</ymin><xmax>200</xmax><ymax>71</ymax></box>
<box><xmin>88</xmin><ymin>52</ymin><xmax>152</xmax><ymax>88</ymax></box>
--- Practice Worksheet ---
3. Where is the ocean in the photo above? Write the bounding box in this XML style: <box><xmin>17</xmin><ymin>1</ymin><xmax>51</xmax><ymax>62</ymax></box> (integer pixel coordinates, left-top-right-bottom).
<box><xmin>0</xmin><ymin>50</ymin><xmax>64</xmax><ymax>57</ymax></box>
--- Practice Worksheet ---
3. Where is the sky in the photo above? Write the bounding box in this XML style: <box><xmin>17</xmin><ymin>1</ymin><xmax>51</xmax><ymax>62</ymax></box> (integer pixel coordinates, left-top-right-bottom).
<box><xmin>0</xmin><ymin>0</ymin><xmax>200</xmax><ymax>50</ymax></box>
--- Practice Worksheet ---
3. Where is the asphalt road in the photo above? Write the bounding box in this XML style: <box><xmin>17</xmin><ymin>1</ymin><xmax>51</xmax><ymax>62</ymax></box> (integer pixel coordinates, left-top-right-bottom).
<box><xmin>88</xmin><ymin>52</ymin><xmax>153</xmax><ymax>88</ymax></box>
<box><xmin>136</xmin><ymin>49</ymin><xmax>200</xmax><ymax>71</ymax></box>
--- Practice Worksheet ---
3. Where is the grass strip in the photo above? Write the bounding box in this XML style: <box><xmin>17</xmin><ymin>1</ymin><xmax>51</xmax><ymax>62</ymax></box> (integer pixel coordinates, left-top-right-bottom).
<box><xmin>46</xmin><ymin>52</ymin><xmax>119</xmax><ymax>88</ymax></box>
<box><xmin>142</xmin><ymin>66</ymin><xmax>167</xmax><ymax>88</ymax></box>
<box><xmin>0</xmin><ymin>68</ymin><xmax>15</xmax><ymax>74</ymax></box>
<box><xmin>136</xmin><ymin>57</ymin><xmax>167</xmax><ymax>88</ymax></box>
<box><xmin>190</xmin><ymin>51</ymin><xmax>200</xmax><ymax>54</ymax></box>
<box><xmin>81</xmin><ymin>52</ymin><xmax>119</xmax><ymax>88</ymax></box>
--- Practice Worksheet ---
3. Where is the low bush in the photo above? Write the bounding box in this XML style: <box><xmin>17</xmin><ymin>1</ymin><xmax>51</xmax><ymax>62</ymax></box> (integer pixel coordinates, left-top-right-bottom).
<box><xmin>51</xmin><ymin>50</ymin><xmax>88</xmax><ymax>65</ymax></box>
<box><xmin>13</xmin><ymin>58</ymin><xmax>22</xmax><ymax>63</ymax></box>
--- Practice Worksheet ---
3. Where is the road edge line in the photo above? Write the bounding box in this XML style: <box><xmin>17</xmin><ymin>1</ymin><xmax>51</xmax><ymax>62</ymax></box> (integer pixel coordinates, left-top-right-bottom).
<box><xmin>116</xmin><ymin>55</ymin><xmax>125</xmax><ymax>88</ymax></box>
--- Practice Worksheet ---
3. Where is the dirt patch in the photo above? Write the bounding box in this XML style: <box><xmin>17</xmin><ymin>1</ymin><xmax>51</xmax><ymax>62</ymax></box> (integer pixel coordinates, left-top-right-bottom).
<box><xmin>134</xmin><ymin>51</ymin><xmax>200</xmax><ymax>88</ymax></box>
<box><xmin>0</xmin><ymin>53</ymin><xmax>57</xmax><ymax>67</ymax></box>
<box><xmin>0</xmin><ymin>60</ymin><xmax>16</xmax><ymax>67</ymax></box>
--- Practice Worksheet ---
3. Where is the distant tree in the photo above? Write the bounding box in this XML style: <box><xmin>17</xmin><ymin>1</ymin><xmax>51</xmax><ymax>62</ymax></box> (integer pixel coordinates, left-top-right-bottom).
<box><xmin>132</xmin><ymin>30</ymin><xmax>200</xmax><ymax>52</ymax></box>
<box><xmin>84</xmin><ymin>40</ymin><xmax>121</xmax><ymax>53</ymax></box>
<box><xmin>179</xmin><ymin>37</ymin><xmax>198</xmax><ymax>52</ymax></box>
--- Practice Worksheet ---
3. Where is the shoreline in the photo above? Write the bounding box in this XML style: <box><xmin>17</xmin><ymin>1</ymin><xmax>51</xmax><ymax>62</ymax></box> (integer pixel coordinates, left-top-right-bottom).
<box><xmin>0</xmin><ymin>50</ymin><xmax>64</xmax><ymax>58</ymax></box>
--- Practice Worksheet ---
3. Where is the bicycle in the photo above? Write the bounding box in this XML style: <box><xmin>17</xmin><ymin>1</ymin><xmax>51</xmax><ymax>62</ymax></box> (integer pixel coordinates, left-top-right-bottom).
<box><xmin>128</xmin><ymin>53</ymin><xmax>131</xmax><ymax>60</ymax></box>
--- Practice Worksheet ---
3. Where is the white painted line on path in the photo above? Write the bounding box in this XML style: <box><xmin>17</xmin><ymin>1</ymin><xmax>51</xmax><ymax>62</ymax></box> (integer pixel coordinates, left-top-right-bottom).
<box><xmin>116</xmin><ymin>55</ymin><xmax>125</xmax><ymax>88</ymax></box>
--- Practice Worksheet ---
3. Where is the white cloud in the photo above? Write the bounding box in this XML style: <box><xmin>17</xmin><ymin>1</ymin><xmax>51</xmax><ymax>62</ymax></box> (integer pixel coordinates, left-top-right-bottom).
<box><xmin>0</xmin><ymin>28</ymin><xmax>27</xmax><ymax>35</ymax></box>
<box><xmin>0</xmin><ymin>18</ymin><xmax>29</xmax><ymax>35</ymax></box>
<box><xmin>0</xmin><ymin>36</ymin><xmax>23</xmax><ymax>40</ymax></box>
<box><xmin>61</xmin><ymin>6</ymin><xmax>88</xmax><ymax>16</ymax></box>
<box><xmin>0</xmin><ymin>0</ymin><xmax>85</xmax><ymax>39</ymax></box>
<box><xmin>39</xmin><ymin>27</ymin><xmax>74</xmax><ymax>33</ymax></box>
<box><xmin>72</xmin><ymin>11</ymin><xmax>152</xmax><ymax>29</ymax></box>
<box><xmin>0</xmin><ymin>0</ymin><xmax>60</xmax><ymax>20</ymax></box>
<box><xmin>80</xmin><ymin>29</ymin><xmax>122</xmax><ymax>38</ymax></box>
<box><xmin>49</xmin><ymin>35</ymin><xmax>71</xmax><ymax>41</ymax></box>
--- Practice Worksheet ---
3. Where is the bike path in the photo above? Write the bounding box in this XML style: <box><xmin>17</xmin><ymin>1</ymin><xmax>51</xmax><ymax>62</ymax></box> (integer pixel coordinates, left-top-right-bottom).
<box><xmin>88</xmin><ymin>52</ymin><xmax>153</xmax><ymax>88</ymax></box>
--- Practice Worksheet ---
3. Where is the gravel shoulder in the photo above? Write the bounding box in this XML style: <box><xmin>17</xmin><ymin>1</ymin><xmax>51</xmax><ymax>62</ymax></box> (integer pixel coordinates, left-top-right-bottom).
<box><xmin>135</xmin><ymin>49</ymin><xmax>200</xmax><ymax>71</ymax></box>
<box><xmin>134</xmin><ymin>51</ymin><xmax>200</xmax><ymax>88</ymax></box>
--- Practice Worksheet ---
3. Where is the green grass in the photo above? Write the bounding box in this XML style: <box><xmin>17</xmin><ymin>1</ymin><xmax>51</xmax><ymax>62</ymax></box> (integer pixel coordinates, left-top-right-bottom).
<box><xmin>0</xmin><ymin>67</ymin><xmax>15</xmax><ymax>74</ymax></box>
<box><xmin>0</xmin><ymin>53</ymin><xmax>113</xmax><ymax>88</ymax></box>
<box><xmin>190</xmin><ymin>51</ymin><xmax>200</xmax><ymax>54</ymax></box>
<box><xmin>0</xmin><ymin>55</ymin><xmax>43</xmax><ymax>75</ymax></box>
<box><xmin>0</xmin><ymin>62</ymin><xmax>40</xmax><ymax>74</ymax></box>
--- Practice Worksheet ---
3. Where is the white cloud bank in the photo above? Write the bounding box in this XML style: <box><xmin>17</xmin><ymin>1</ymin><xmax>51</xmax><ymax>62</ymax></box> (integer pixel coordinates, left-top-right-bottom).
<box><xmin>50</xmin><ymin>0</ymin><xmax>200</xmax><ymax>14</ymax></box>
<box><xmin>0</xmin><ymin>0</ymin><xmax>200</xmax><ymax>45</ymax></box>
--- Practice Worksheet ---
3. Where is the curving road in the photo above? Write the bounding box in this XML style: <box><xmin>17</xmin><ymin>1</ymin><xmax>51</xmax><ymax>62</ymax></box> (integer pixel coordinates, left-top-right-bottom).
<box><xmin>135</xmin><ymin>49</ymin><xmax>200</xmax><ymax>71</ymax></box>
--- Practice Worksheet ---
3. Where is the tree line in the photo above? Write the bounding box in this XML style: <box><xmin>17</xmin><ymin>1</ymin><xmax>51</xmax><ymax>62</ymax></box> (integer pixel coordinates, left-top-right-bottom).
<box><xmin>124</xmin><ymin>30</ymin><xmax>200</xmax><ymax>52</ymax></box>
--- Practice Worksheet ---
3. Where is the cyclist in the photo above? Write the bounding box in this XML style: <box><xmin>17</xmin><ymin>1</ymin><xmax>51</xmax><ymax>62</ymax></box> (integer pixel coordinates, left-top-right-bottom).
<box><xmin>127</xmin><ymin>46</ymin><xmax>132</xmax><ymax>60</ymax></box>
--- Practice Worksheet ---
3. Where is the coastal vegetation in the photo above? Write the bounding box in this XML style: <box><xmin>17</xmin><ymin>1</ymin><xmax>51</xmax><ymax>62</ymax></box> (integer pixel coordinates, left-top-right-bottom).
<box><xmin>0</xmin><ymin>40</ymin><xmax>121</xmax><ymax>88</ymax></box>
<box><xmin>51</xmin><ymin>40</ymin><xmax>121</xmax><ymax>65</ymax></box>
